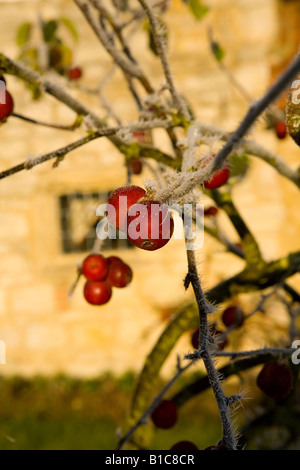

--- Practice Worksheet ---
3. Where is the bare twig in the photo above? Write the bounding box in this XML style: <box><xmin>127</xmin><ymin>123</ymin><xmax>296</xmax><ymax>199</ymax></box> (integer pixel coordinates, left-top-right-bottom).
<box><xmin>213</xmin><ymin>52</ymin><xmax>300</xmax><ymax>172</ymax></box>
<box><xmin>117</xmin><ymin>355</ymin><xmax>196</xmax><ymax>450</ymax></box>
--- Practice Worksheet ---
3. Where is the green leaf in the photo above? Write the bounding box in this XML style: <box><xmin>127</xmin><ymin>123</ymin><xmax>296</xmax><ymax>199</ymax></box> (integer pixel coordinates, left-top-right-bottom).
<box><xmin>42</xmin><ymin>20</ymin><xmax>58</xmax><ymax>42</ymax></box>
<box><xmin>60</xmin><ymin>17</ymin><xmax>79</xmax><ymax>41</ymax></box>
<box><xmin>188</xmin><ymin>0</ymin><xmax>209</xmax><ymax>20</ymax></box>
<box><xmin>16</xmin><ymin>22</ymin><xmax>32</xmax><ymax>47</ymax></box>
<box><xmin>211</xmin><ymin>41</ymin><xmax>225</xmax><ymax>62</ymax></box>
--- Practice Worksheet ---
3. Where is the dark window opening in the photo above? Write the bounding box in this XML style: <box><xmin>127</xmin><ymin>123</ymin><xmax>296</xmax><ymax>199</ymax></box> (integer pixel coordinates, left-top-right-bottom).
<box><xmin>58</xmin><ymin>191</ymin><xmax>134</xmax><ymax>253</ymax></box>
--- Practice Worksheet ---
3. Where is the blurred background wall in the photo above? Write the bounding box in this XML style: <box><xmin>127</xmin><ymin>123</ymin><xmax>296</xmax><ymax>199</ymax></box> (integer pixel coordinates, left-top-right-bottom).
<box><xmin>0</xmin><ymin>0</ymin><xmax>299</xmax><ymax>377</ymax></box>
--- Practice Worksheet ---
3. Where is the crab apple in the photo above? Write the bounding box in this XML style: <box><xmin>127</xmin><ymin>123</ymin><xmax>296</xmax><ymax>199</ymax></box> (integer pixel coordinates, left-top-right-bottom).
<box><xmin>151</xmin><ymin>399</ymin><xmax>177</xmax><ymax>429</ymax></box>
<box><xmin>133</xmin><ymin>130</ymin><xmax>146</xmax><ymax>143</ymax></box>
<box><xmin>191</xmin><ymin>328</ymin><xmax>200</xmax><ymax>350</ymax></box>
<box><xmin>68</xmin><ymin>66</ymin><xmax>83</xmax><ymax>80</ymax></box>
<box><xmin>107</xmin><ymin>185</ymin><xmax>146</xmax><ymax>232</ymax></box>
<box><xmin>0</xmin><ymin>89</ymin><xmax>14</xmax><ymax>122</ymax></box>
<box><xmin>106</xmin><ymin>256</ymin><xmax>123</xmax><ymax>265</ymax></box>
<box><xmin>81</xmin><ymin>254</ymin><xmax>108</xmax><ymax>281</ymax></box>
<box><xmin>83</xmin><ymin>279</ymin><xmax>112</xmax><ymax>305</ymax></box>
<box><xmin>130</xmin><ymin>159</ymin><xmax>143</xmax><ymax>175</ymax></box>
<box><xmin>107</xmin><ymin>260</ymin><xmax>133</xmax><ymax>288</ymax></box>
<box><xmin>212</xmin><ymin>329</ymin><xmax>228</xmax><ymax>350</ymax></box>
<box><xmin>204</xmin><ymin>206</ymin><xmax>218</xmax><ymax>216</ymax></box>
<box><xmin>126</xmin><ymin>200</ymin><xmax>174</xmax><ymax>251</ymax></box>
<box><xmin>170</xmin><ymin>441</ymin><xmax>198</xmax><ymax>450</ymax></box>
<box><xmin>275</xmin><ymin>121</ymin><xmax>287</xmax><ymax>139</ymax></box>
<box><xmin>256</xmin><ymin>361</ymin><xmax>293</xmax><ymax>400</ymax></box>
<box><xmin>222</xmin><ymin>305</ymin><xmax>244</xmax><ymax>328</ymax></box>
<box><xmin>204</xmin><ymin>164</ymin><xmax>230</xmax><ymax>190</ymax></box>
<box><xmin>191</xmin><ymin>327</ymin><xmax>227</xmax><ymax>351</ymax></box>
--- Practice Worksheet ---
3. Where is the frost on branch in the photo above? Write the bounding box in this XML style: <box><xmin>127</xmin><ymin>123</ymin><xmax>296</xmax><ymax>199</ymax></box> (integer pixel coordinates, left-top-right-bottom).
<box><xmin>144</xmin><ymin>122</ymin><xmax>221</xmax><ymax>206</ymax></box>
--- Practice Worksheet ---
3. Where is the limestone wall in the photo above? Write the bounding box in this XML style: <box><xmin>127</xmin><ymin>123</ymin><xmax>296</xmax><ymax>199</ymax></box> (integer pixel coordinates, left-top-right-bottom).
<box><xmin>0</xmin><ymin>0</ymin><xmax>299</xmax><ymax>377</ymax></box>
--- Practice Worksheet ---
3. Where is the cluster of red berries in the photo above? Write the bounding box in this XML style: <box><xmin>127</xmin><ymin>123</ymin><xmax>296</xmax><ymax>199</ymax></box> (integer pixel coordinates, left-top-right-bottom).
<box><xmin>107</xmin><ymin>185</ymin><xmax>174</xmax><ymax>251</ymax></box>
<box><xmin>81</xmin><ymin>253</ymin><xmax>132</xmax><ymax>306</ymax></box>
<box><xmin>0</xmin><ymin>76</ymin><xmax>14</xmax><ymax>122</ymax></box>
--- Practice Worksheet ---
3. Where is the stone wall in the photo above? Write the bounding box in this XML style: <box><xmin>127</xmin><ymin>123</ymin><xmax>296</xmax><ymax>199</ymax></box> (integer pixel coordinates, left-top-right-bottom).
<box><xmin>0</xmin><ymin>0</ymin><xmax>299</xmax><ymax>377</ymax></box>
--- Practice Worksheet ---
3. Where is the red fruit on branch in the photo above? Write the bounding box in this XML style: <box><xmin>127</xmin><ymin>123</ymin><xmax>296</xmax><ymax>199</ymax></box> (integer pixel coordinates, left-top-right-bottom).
<box><xmin>83</xmin><ymin>279</ymin><xmax>112</xmax><ymax>305</ymax></box>
<box><xmin>0</xmin><ymin>89</ymin><xmax>14</xmax><ymax>122</ymax></box>
<box><xmin>68</xmin><ymin>66</ymin><xmax>82</xmax><ymax>80</ymax></box>
<box><xmin>126</xmin><ymin>200</ymin><xmax>174</xmax><ymax>251</ymax></box>
<box><xmin>130</xmin><ymin>159</ymin><xmax>143</xmax><ymax>175</ymax></box>
<box><xmin>204</xmin><ymin>206</ymin><xmax>218</xmax><ymax>216</ymax></box>
<box><xmin>81</xmin><ymin>254</ymin><xmax>108</xmax><ymax>281</ymax></box>
<box><xmin>191</xmin><ymin>327</ymin><xmax>227</xmax><ymax>350</ymax></box>
<box><xmin>256</xmin><ymin>361</ymin><xmax>293</xmax><ymax>400</ymax></box>
<box><xmin>275</xmin><ymin>121</ymin><xmax>287</xmax><ymax>139</ymax></box>
<box><xmin>107</xmin><ymin>185</ymin><xmax>147</xmax><ymax>232</ymax></box>
<box><xmin>203</xmin><ymin>165</ymin><xmax>230</xmax><ymax>190</ymax></box>
<box><xmin>222</xmin><ymin>305</ymin><xmax>244</xmax><ymax>328</ymax></box>
<box><xmin>106</xmin><ymin>256</ymin><xmax>123</xmax><ymax>265</ymax></box>
<box><xmin>170</xmin><ymin>441</ymin><xmax>198</xmax><ymax>450</ymax></box>
<box><xmin>133</xmin><ymin>131</ymin><xmax>146</xmax><ymax>143</ymax></box>
<box><xmin>107</xmin><ymin>260</ymin><xmax>133</xmax><ymax>288</ymax></box>
<box><xmin>151</xmin><ymin>399</ymin><xmax>177</xmax><ymax>429</ymax></box>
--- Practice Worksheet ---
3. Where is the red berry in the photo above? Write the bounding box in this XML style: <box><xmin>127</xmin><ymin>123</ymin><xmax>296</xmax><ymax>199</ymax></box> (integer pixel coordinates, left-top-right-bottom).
<box><xmin>126</xmin><ymin>200</ymin><xmax>174</xmax><ymax>251</ymax></box>
<box><xmin>151</xmin><ymin>399</ymin><xmax>177</xmax><ymax>429</ymax></box>
<box><xmin>107</xmin><ymin>260</ymin><xmax>133</xmax><ymax>288</ymax></box>
<box><xmin>170</xmin><ymin>441</ymin><xmax>198</xmax><ymax>450</ymax></box>
<box><xmin>204</xmin><ymin>206</ymin><xmax>218</xmax><ymax>216</ymax></box>
<box><xmin>83</xmin><ymin>279</ymin><xmax>112</xmax><ymax>305</ymax></box>
<box><xmin>222</xmin><ymin>305</ymin><xmax>244</xmax><ymax>328</ymax></box>
<box><xmin>191</xmin><ymin>327</ymin><xmax>227</xmax><ymax>350</ymax></box>
<box><xmin>81</xmin><ymin>254</ymin><xmax>108</xmax><ymax>281</ymax></box>
<box><xmin>204</xmin><ymin>165</ymin><xmax>230</xmax><ymax>190</ymax></box>
<box><xmin>0</xmin><ymin>89</ymin><xmax>14</xmax><ymax>122</ymax></box>
<box><xmin>68</xmin><ymin>66</ymin><xmax>82</xmax><ymax>80</ymax></box>
<box><xmin>275</xmin><ymin>121</ymin><xmax>287</xmax><ymax>139</ymax></box>
<box><xmin>256</xmin><ymin>361</ymin><xmax>293</xmax><ymax>400</ymax></box>
<box><xmin>133</xmin><ymin>131</ymin><xmax>146</xmax><ymax>143</ymax></box>
<box><xmin>107</xmin><ymin>185</ymin><xmax>147</xmax><ymax>232</ymax></box>
<box><xmin>106</xmin><ymin>256</ymin><xmax>123</xmax><ymax>265</ymax></box>
<box><xmin>212</xmin><ymin>329</ymin><xmax>228</xmax><ymax>350</ymax></box>
<box><xmin>191</xmin><ymin>328</ymin><xmax>200</xmax><ymax>349</ymax></box>
<box><xmin>130</xmin><ymin>159</ymin><xmax>143</xmax><ymax>175</ymax></box>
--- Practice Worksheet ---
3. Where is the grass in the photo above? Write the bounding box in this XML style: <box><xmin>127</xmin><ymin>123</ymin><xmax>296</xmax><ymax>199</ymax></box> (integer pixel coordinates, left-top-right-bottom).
<box><xmin>0</xmin><ymin>372</ymin><xmax>221</xmax><ymax>450</ymax></box>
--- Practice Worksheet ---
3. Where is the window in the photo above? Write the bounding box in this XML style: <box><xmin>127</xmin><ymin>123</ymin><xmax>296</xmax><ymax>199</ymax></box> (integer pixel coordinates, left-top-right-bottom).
<box><xmin>59</xmin><ymin>191</ymin><xmax>134</xmax><ymax>253</ymax></box>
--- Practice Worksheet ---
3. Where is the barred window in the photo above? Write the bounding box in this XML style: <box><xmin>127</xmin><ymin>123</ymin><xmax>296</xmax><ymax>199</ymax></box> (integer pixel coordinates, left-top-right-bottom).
<box><xmin>58</xmin><ymin>191</ymin><xmax>134</xmax><ymax>253</ymax></box>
